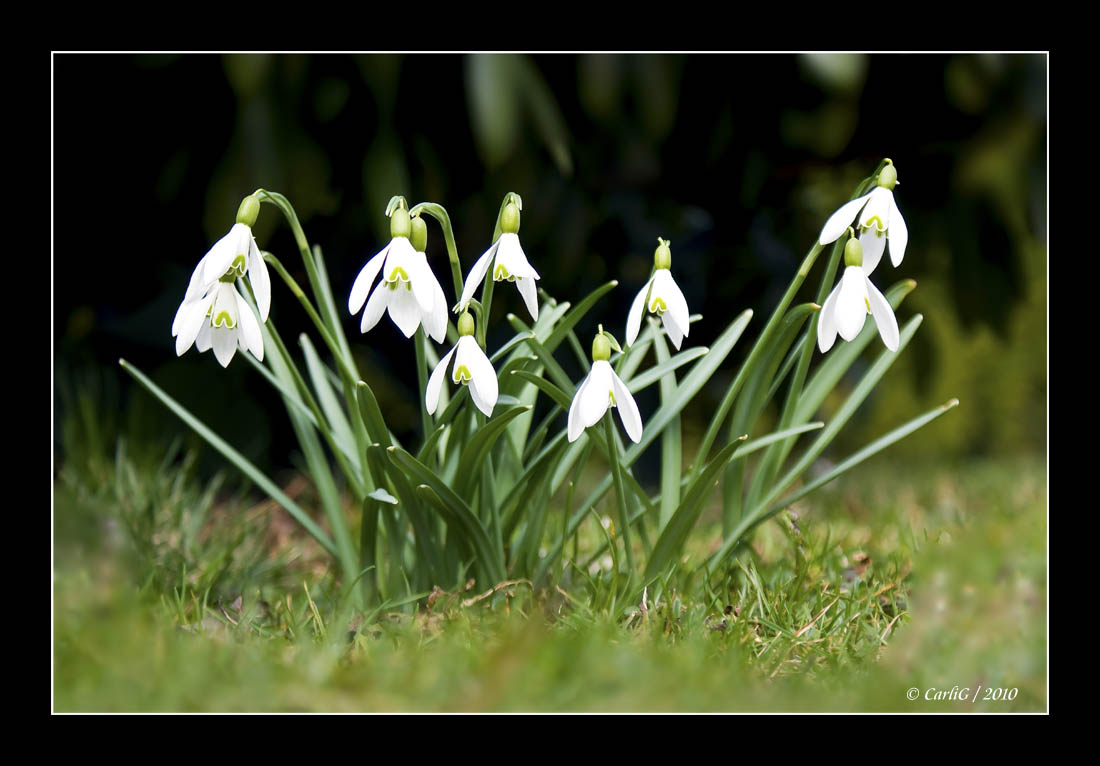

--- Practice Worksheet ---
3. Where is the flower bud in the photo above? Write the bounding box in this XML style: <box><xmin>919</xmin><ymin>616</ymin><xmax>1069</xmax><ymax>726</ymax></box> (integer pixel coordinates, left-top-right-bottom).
<box><xmin>592</xmin><ymin>332</ymin><xmax>611</xmax><ymax>362</ymax></box>
<box><xmin>410</xmin><ymin>215</ymin><xmax>428</xmax><ymax>253</ymax></box>
<box><xmin>500</xmin><ymin>202</ymin><xmax>521</xmax><ymax>235</ymax></box>
<box><xmin>844</xmin><ymin>236</ymin><xmax>864</xmax><ymax>268</ymax></box>
<box><xmin>390</xmin><ymin>205</ymin><xmax>411</xmax><ymax>239</ymax></box>
<box><xmin>236</xmin><ymin>194</ymin><xmax>260</xmax><ymax>227</ymax></box>
<box><xmin>877</xmin><ymin>162</ymin><xmax>898</xmax><ymax>190</ymax></box>
<box><xmin>654</xmin><ymin>238</ymin><xmax>671</xmax><ymax>270</ymax></box>
<box><xmin>458</xmin><ymin>311</ymin><xmax>475</xmax><ymax>337</ymax></box>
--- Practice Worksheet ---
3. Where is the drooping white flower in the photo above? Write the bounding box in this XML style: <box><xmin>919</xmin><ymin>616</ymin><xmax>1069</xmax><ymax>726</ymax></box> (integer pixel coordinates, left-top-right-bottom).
<box><xmin>817</xmin><ymin>238</ymin><xmax>899</xmax><ymax>354</ymax></box>
<box><xmin>458</xmin><ymin>200</ymin><xmax>540</xmax><ymax>321</ymax></box>
<box><xmin>349</xmin><ymin>207</ymin><xmax>445</xmax><ymax>340</ymax></box>
<box><xmin>818</xmin><ymin>161</ymin><xmax>908</xmax><ymax>274</ymax></box>
<box><xmin>425</xmin><ymin>314</ymin><xmax>498</xmax><ymax>418</ymax></box>
<box><xmin>625</xmin><ymin>238</ymin><xmax>690</xmax><ymax>349</ymax></box>
<box><xmin>173</xmin><ymin>281</ymin><xmax>266</xmax><ymax>367</ymax></box>
<box><xmin>172</xmin><ymin>205</ymin><xmax>270</xmax><ymax>367</ymax></box>
<box><xmin>567</xmin><ymin>331</ymin><xmax>643</xmax><ymax>443</ymax></box>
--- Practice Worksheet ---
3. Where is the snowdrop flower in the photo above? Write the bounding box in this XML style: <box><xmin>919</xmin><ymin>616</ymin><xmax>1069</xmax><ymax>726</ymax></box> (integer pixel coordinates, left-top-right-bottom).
<box><xmin>458</xmin><ymin>199</ymin><xmax>541</xmax><ymax>321</ymax></box>
<box><xmin>567</xmin><ymin>328</ymin><xmax>643</xmax><ymax>443</ymax></box>
<box><xmin>349</xmin><ymin>204</ymin><xmax>446</xmax><ymax>340</ymax></box>
<box><xmin>625</xmin><ymin>237</ymin><xmax>690</xmax><ymax>349</ymax></box>
<box><xmin>425</xmin><ymin>312</ymin><xmax>498</xmax><ymax>418</ymax></box>
<box><xmin>172</xmin><ymin>195</ymin><xmax>269</xmax><ymax>367</ymax></box>
<box><xmin>818</xmin><ymin>160</ymin><xmax>908</xmax><ymax>275</ymax></box>
<box><xmin>818</xmin><ymin>235</ymin><xmax>899</xmax><ymax>353</ymax></box>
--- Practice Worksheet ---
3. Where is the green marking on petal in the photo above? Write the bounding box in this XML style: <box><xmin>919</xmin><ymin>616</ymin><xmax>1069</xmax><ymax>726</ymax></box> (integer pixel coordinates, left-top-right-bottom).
<box><xmin>453</xmin><ymin>365</ymin><xmax>472</xmax><ymax>385</ymax></box>
<box><xmin>494</xmin><ymin>263</ymin><xmax>511</xmax><ymax>281</ymax></box>
<box><xmin>649</xmin><ymin>296</ymin><xmax>668</xmax><ymax>315</ymax></box>
<box><xmin>865</xmin><ymin>297</ymin><xmax>872</xmax><ymax>314</ymax></box>
<box><xmin>863</xmin><ymin>215</ymin><xmax>885</xmax><ymax>231</ymax></box>
<box><xmin>213</xmin><ymin>310</ymin><xmax>236</xmax><ymax>328</ymax></box>
<box><xmin>220</xmin><ymin>254</ymin><xmax>248</xmax><ymax>282</ymax></box>
<box><xmin>387</xmin><ymin>266</ymin><xmax>410</xmax><ymax>283</ymax></box>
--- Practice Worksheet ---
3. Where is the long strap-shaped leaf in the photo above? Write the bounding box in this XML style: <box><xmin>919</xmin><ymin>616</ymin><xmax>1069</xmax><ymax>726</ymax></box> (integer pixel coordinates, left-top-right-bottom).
<box><xmin>706</xmin><ymin>313</ymin><xmax>926</xmax><ymax>569</ymax></box>
<box><xmin>386</xmin><ymin>446</ymin><xmax>506</xmax><ymax>585</ymax></box>
<box><xmin>119</xmin><ymin>359</ymin><xmax>338</xmax><ymax>557</ymax></box>
<box><xmin>452</xmin><ymin>405</ymin><xmax>532</xmax><ymax>499</ymax></box>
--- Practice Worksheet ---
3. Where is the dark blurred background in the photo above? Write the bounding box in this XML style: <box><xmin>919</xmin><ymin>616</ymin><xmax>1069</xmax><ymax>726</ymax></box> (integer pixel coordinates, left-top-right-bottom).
<box><xmin>53</xmin><ymin>53</ymin><xmax>1047</xmax><ymax>477</ymax></box>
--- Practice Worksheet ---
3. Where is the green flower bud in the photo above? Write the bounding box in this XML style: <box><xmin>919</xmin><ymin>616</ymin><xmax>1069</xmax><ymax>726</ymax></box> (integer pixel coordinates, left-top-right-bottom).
<box><xmin>844</xmin><ymin>236</ymin><xmax>864</xmax><ymax>268</ymax></box>
<box><xmin>877</xmin><ymin>162</ymin><xmax>898</xmax><ymax>190</ymax></box>
<box><xmin>410</xmin><ymin>215</ymin><xmax>428</xmax><ymax>252</ymax></box>
<box><xmin>236</xmin><ymin>195</ymin><xmax>260</xmax><ymax>227</ymax></box>
<box><xmin>458</xmin><ymin>311</ymin><xmax>475</xmax><ymax>337</ymax></box>
<box><xmin>592</xmin><ymin>332</ymin><xmax>611</xmax><ymax>362</ymax></box>
<box><xmin>500</xmin><ymin>202</ymin><xmax>521</xmax><ymax>235</ymax></box>
<box><xmin>390</xmin><ymin>205</ymin><xmax>411</xmax><ymax>239</ymax></box>
<box><xmin>654</xmin><ymin>237</ymin><xmax>671</xmax><ymax>270</ymax></box>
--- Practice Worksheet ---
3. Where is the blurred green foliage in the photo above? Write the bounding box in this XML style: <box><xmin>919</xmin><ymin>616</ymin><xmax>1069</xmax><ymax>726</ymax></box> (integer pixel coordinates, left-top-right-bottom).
<box><xmin>54</xmin><ymin>53</ymin><xmax>1046</xmax><ymax>471</ymax></box>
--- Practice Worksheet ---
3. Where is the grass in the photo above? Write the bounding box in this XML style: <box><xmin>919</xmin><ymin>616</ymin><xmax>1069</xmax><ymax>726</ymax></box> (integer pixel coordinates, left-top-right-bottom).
<box><xmin>53</xmin><ymin>412</ymin><xmax>1046</xmax><ymax>711</ymax></box>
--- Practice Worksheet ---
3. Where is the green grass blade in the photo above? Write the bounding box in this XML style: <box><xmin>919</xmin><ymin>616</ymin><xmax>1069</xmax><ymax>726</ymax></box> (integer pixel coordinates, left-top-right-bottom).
<box><xmin>300</xmin><ymin>334</ymin><xmax>359</xmax><ymax>475</ymax></box>
<box><xmin>118</xmin><ymin>358</ymin><xmax>338</xmax><ymax>557</ymax></box>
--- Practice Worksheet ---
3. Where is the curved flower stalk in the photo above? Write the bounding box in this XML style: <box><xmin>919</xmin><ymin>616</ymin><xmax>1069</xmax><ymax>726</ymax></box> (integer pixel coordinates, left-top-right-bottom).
<box><xmin>819</xmin><ymin>160</ymin><xmax>908</xmax><ymax>275</ymax></box>
<box><xmin>458</xmin><ymin>200</ymin><xmax>540</xmax><ymax>321</ymax></box>
<box><xmin>349</xmin><ymin>202</ymin><xmax>446</xmax><ymax>340</ymax></box>
<box><xmin>172</xmin><ymin>195</ymin><xmax>270</xmax><ymax>367</ymax></box>
<box><xmin>568</xmin><ymin>328</ymin><xmax>643</xmax><ymax>443</ymax></box>
<box><xmin>626</xmin><ymin>237</ymin><xmax>690</xmax><ymax>349</ymax></box>
<box><xmin>818</xmin><ymin>235</ymin><xmax>899</xmax><ymax>353</ymax></box>
<box><xmin>425</xmin><ymin>312</ymin><xmax>498</xmax><ymax>417</ymax></box>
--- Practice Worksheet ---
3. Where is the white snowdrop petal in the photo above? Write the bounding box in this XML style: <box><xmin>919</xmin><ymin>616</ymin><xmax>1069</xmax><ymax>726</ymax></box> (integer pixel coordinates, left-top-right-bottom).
<box><xmin>425</xmin><ymin>347</ymin><xmax>456</xmax><ymax>415</ymax></box>
<box><xmin>836</xmin><ymin>266</ymin><xmax>869</xmax><ymax>341</ymax></box>
<box><xmin>203</xmin><ymin>224</ymin><xmax>249</xmax><ymax>284</ymax></box>
<box><xmin>625</xmin><ymin>279</ymin><xmax>651</xmax><ymax>347</ymax></box>
<box><xmin>195</xmin><ymin>322</ymin><xmax>213</xmax><ymax>352</ymax></box>
<box><xmin>611</xmin><ymin>371</ymin><xmax>643</xmax><ymax>443</ymax></box>
<box><xmin>568</xmin><ymin>372</ymin><xmax>592</xmax><ymax>442</ymax></box>
<box><xmin>859</xmin><ymin>187</ymin><xmax>891</xmax><ymax>233</ymax></box>
<box><xmin>497</xmin><ymin>233</ymin><xmax>539</xmax><ymax>279</ymax></box>
<box><xmin>654</xmin><ymin>269</ymin><xmax>690</xmax><ymax>349</ymax></box>
<box><xmin>581</xmin><ymin>361</ymin><xmax>614</xmax><ymax>429</ymax></box>
<box><xmin>409</xmin><ymin>250</ymin><xmax>436</xmax><ymax>315</ymax></box>
<box><xmin>662</xmin><ymin>313</ymin><xmax>685</xmax><ymax>350</ymax></box>
<box><xmin>234</xmin><ymin>291</ymin><xmax>264</xmax><ymax>361</ymax></box>
<box><xmin>212</xmin><ymin>327</ymin><xmax>238</xmax><ymax>367</ymax></box>
<box><xmin>515</xmin><ymin>275</ymin><xmax>539</xmax><ymax>321</ymax></box>
<box><xmin>460</xmin><ymin>242</ymin><xmax>499</xmax><ymax>308</ymax></box>
<box><xmin>175</xmin><ymin>297</ymin><xmax>211</xmax><ymax>356</ymax></box>
<box><xmin>425</xmin><ymin>276</ymin><xmax>449</xmax><ymax>344</ymax></box>
<box><xmin>248</xmin><ymin>236</ymin><xmax>272</xmax><ymax>322</ymax></box>
<box><xmin>817</xmin><ymin>282</ymin><xmax>840</xmax><ymax>353</ymax></box>
<box><xmin>819</xmin><ymin>193</ymin><xmax>873</xmax><ymax>245</ymax></box>
<box><xmin>888</xmin><ymin>194</ymin><xmax>907</xmax><ymax>267</ymax></box>
<box><xmin>387</xmin><ymin>284</ymin><xmax>423</xmax><ymax>338</ymax></box>
<box><xmin>349</xmin><ymin>246</ymin><xmax>389</xmax><ymax>315</ymax></box>
<box><xmin>462</xmin><ymin>337</ymin><xmax>498</xmax><ymax>417</ymax></box>
<box><xmin>859</xmin><ymin>227</ymin><xmax>887</xmax><ymax>276</ymax></box>
<box><xmin>360</xmin><ymin>284</ymin><xmax>389</xmax><ymax>334</ymax></box>
<box><xmin>866</xmin><ymin>278</ymin><xmax>900</xmax><ymax>351</ymax></box>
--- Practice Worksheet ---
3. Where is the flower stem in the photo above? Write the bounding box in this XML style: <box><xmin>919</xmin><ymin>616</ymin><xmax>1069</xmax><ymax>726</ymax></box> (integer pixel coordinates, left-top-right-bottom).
<box><xmin>604</xmin><ymin>412</ymin><xmax>635</xmax><ymax>575</ymax></box>
<box><xmin>409</xmin><ymin>202</ymin><xmax>464</xmax><ymax>304</ymax></box>
<box><xmin>262</xmin><ymin>253</ymin><xmax>358</xmax><ymax>386</ymax></box>
<box><xmin>692</xmin><ymin>241</ymin><xmax>824</xmax><ymax>476</ymax></box>
<box><xmin>414</xmin><ymin>328</ymin><xmax>433</xmax><ymax>442</ymax></box>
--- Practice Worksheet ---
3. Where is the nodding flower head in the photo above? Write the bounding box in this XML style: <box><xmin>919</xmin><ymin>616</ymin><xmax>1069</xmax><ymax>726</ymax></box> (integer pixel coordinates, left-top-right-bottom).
<box><xmin>425</xmin><ymin>312</ymin><xmax>498</xmax><ymax>418</ymax></box>
<box><xmin>567</xmin><ymin>327</ymin><xmax>643</xmax><ymax>443</ymax></box>
<box><xmin>172</xmin><ymin>198</ymin><xmax>270</xmax><ymax>367</ymax></box>
<box><xmin>458</xmin><ymin>199</ymin><xmax>541</xmax><ymax>321</ymax></box>
<box><xmin>349</xmin><ymin>201</ymin><xmax>448</xmax><ymax>342</ymax></box>
<box><xmin>626</xmin><ymin>237</ymin><xmax>690</xmax><ymax>350</ymax></box>
<box><xmin>817</xmin><ymin>234</ymin><xmax>900</xmax><ymax>354</ymax></box>
<box><xmin>818</xmin><ymin>160</ymin><xmax>908</xmax><ymax>274</ymax></box>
